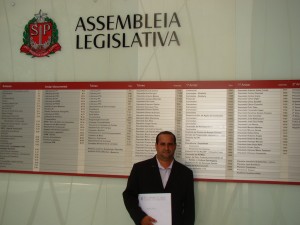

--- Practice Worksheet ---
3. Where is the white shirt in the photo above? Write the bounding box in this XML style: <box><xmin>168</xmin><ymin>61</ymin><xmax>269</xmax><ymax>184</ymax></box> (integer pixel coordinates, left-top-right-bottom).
<box><xmin>156</xmin><ymin>158</ymin><xmax>174</xmax><ymax>188</ymax></box>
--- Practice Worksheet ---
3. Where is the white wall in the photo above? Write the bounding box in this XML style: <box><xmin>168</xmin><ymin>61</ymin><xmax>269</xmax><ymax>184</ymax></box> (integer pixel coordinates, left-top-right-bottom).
<box><xmin>1</xmin><ymin>0</ymin><xmax>300</xmax><ymax>225</ymax></box>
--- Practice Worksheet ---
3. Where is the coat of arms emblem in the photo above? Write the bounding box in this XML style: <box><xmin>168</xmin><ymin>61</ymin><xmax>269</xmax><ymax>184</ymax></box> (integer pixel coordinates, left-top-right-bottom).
<box><xmin>20</xmin><ymin>10</ymin><xmax>61</xmax><ymax>57</ymax></box>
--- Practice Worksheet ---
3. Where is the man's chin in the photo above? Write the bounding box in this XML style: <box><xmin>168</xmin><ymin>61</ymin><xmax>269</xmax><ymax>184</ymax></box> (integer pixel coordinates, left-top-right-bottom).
<box><xmin>162</xmin><ymin>154</ymin><xmax>174</xmax><ymax>160</ymax></box>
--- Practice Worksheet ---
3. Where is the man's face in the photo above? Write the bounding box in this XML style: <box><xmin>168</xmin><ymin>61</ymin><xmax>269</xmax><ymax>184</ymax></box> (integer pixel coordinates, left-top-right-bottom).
<box><xmin>155</xmin><ymin>134</ymin><xmax>176</xmax><ymax>162</ymax></box>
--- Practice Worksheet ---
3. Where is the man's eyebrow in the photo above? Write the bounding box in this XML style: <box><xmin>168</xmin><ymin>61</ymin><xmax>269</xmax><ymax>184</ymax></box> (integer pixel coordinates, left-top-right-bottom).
<box><xmin>159</xmin><ymin>142</ymin><xmax>174</xmax><ymax>144</ymax></box>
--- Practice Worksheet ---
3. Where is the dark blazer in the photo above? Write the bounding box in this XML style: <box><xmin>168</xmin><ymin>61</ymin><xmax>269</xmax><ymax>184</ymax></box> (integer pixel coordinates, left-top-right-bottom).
<box><xmin>123</xmin><ymin>156</ymin><xmax>195</xmax><ymax>225</ymax></box>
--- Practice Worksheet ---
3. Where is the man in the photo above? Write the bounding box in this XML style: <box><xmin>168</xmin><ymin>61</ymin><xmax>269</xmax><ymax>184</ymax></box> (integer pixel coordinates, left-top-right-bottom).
<box><xmin>123</xmin><ymin>131</ymin><xmax>195</xmax><ymax>225</ymax></box>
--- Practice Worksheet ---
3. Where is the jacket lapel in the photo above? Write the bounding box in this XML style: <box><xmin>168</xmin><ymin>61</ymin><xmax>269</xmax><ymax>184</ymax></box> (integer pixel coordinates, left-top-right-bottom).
<box><xmin>149</xmin><ymin>157</ymin><xmax>165</xmax><ymax>190</ymax></box>
<box><xmin>164</xmin><ymin>160</ymin><xmax>177</xmax><ymax>191</ymax></box>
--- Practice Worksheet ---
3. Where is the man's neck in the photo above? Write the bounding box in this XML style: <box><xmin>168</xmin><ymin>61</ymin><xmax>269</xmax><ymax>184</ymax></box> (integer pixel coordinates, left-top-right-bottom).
<box><xmin>157</xmin><ymin>157</ymin><xmax>174</xmax><ymax>169</ymax></box>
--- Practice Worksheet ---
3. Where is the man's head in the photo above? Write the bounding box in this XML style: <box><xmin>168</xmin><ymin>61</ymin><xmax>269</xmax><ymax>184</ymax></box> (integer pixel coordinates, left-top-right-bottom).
<box><xmin>155</xmin><ymin>131</ymin><xmax>176</xmax><ymax>163</ymax></box>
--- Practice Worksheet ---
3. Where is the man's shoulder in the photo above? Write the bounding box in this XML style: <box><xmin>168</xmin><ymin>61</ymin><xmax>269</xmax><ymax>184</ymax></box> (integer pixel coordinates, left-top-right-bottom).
<box><xmin>173</xmin><ymin>160</ymin><xmax>193</xmax><ymax>174</ymax></box>
<box><xmin>134</xmin><ymin>157</ymin><xmax>156</xmax><ymax>167</ymax></box>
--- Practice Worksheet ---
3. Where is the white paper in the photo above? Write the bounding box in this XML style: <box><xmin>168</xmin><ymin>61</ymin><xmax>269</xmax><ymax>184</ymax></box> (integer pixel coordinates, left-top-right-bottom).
<box><xmin>138</xmin><ymin>193</ymin><xmax>172</xmax><ymax>225</ymax></box>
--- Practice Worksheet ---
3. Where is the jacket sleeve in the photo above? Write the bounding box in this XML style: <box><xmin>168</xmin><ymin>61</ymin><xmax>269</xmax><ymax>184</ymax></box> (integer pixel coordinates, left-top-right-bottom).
<box><xmin>183</xmin><ymin>169</ymin><xmax>195</xmax><ymax>225</ymax></box>
<box><xmin>122</xmin><ymin>164</ymin><xmax>147</xmax><ymax>225</ymax></box>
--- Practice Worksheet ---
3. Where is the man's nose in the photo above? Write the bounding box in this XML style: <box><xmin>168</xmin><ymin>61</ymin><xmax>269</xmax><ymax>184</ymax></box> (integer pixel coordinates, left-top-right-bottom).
<box><xmin>166</xmin><ymin>144</ymin><xmax>172</xmax><ymax>150</ymax></box>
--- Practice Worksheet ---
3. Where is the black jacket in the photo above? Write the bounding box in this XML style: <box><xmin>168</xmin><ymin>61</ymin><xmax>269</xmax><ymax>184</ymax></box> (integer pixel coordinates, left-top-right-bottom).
<box><xmin>123</xmin><ymin>156</ymin><xmax>195</xmax><ymax>225</ymax></box>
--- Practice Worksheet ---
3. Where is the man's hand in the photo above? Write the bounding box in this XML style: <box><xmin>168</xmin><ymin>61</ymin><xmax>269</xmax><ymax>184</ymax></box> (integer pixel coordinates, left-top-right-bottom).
<box><xmin>141</xmin><ymin>215</ymin><xmax>157</xmax><ymax>225</ymax></box>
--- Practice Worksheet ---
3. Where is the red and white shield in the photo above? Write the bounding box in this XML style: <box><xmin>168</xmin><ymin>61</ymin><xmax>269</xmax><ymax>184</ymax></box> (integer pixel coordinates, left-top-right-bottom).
<box><xmin>29</xmin><ymin>22</ymin><xmax>52</xmax><ymax>50</ymax></box>
<box><xmin>20</xmin><ymin>10</ymin><xmax>61</xmax><ymax>57</ymax></box>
